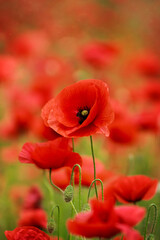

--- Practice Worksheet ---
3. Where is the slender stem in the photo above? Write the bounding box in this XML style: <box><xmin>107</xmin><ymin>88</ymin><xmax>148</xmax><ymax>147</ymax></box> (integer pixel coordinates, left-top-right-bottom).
<box><xmin>144</xmin><ymin>203</ymin><xmax>157</xmax><ymax>240</ymax></box>
<box><xmin>72</xmin><ymin>138</ymin><xmax>75</xmax><ymax>152</ymax></box>
<box><xmin>70</xmin><ymin>200</ymin><xmax>78</xmax><ymax>214</ymax></box>
<box><xmin>90</xmin><ymin>136</ymin><xmax>98</xmax><ymax>199</ymax></box>
<box><xmin>50</xmin><ymin>205</ymin><xmax>60</xmax><ymax>240</ymax></box>
<box><xmin>49</xmin><ymin>169</ymin><xmax>64</xmax><ymax>194</ymax></box>
<box><xmin>87</xmin><ymin>179</ymin><xmax>104</xmax><ymax>202</ymax></box>
<box><xmin>70</xmin><ymin>164</ymin><xmax>82</xmax><ymax>211</ymax></box>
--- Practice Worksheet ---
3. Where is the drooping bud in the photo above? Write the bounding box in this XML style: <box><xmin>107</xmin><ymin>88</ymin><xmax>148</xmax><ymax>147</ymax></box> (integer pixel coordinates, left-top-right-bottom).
<box><xmin>147</xmin><ymin>234</ymin><xmax>155</xmax><ymax>240</ymax></box>
<box><xmin>64</xmin><ymin>185</ymin><xmax>73</xmax><ymax>202</ymax></box>
<box><xmin>47</xmin><ymin>218</ymin><xmax>56</xmax><ymax>233</ymax></box>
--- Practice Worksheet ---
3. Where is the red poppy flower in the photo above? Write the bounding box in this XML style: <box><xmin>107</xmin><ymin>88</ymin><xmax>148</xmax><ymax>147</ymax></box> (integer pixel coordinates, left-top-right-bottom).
<box><xmin>67</xmin><ymin>198</ymin><xmax>145</xmax><ymax>239</ymax></box>
<box><xmin>18</xmin><ymin>209</ymin><xmax>47</xmax><ymax>229</ymax></box>
<box><xmin>41</xmin><ymin>79</ymin><xmax>114</xmax><ymax>138</ymax></box>
<box><xmin>5</xmin><ymin>226</ymin><xmax>50</xmax><ymax>240</ymax></box>
<box><xmin>106</xmin><ymin>175</ymin><xmax>158</xmax><ymax>203</ymax></box>
<box><xmin>51</xmin><ymin>156</ymin><xmax>114</xmax><ymax>189</ymax></box>
<box><xmin>19</xmin><ymin>137</ymin><xmax>82</xmax><ymax>169</ymax></box>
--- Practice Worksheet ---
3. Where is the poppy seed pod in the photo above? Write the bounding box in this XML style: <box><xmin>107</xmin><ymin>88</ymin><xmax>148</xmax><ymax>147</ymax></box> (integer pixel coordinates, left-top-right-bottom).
<box><xmin>47</xmin><ymin>218</ymin><xmax>56</xmax><ymax>234</ymax></box>
<box><xmin>64</xmin><ymin>185</ymin><xmax>73</xmax><ymax>202</ymax></box>
<box><xmin>82</xmin><ymin>203</ymin><xmax>91</xmax><ymax>212</ymax></box>
<box><xmin>147</xmin><ymin>234</ymin><xmax>155</xmax><ymax>240</ymax></box>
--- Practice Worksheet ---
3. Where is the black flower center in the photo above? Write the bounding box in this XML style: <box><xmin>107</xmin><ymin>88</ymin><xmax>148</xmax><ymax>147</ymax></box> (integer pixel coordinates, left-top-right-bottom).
<box><xmin>76</xmin><ymin>107</ymin><xmax>90</xmax><ymax>124</ymax></box>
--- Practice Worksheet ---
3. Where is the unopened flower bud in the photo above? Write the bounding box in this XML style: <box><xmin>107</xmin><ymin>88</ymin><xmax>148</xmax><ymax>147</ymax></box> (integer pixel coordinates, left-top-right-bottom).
<box><xmin>82</xmin><ymin>203</ymin><xmax>91</xmax><ymax>212</ymax></box>
<box><xmin>47</xmin><ymin>218</ymin><xmax>56</xmax><ymax>233</ymax></box>
<box><xmin>64</xmin><ymin>185</ymin><xmax>73</xmax><ymax>202</ymax></box>
<box><xmin>147</xmin><ymin>234</ymin><xmax>155</xmax><ymax>240</ymax></box>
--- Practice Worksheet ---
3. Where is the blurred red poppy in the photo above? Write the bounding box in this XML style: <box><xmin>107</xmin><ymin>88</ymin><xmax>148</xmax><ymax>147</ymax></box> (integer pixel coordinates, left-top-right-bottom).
<box><xmin>131</xmin><ymin>81</ymin><xmax>160</xmax><ymax>103</ymax></box>
<box><xmin>10</xmin><ymin>31</ymin><xmax>49</xmax><ymax>58</ymax></box>
<box><xmin>5</xmin><ymin>226</ymin><xmax>50</xmax><ymax>240</ymax></box>
<box><xmin>81</xmin><ymin>42</ymin><xmax>119</xmax><ymax>69</ymax></box>
<box><xmin>23</xmin><ymin>185</ymin><xmax>43</xmax><ymax>210</ymax></box>
<box><xmin>109</xmin><ymin>118</ymin><xmax>138</xmax><ymax>145</ymax></box>
<box><xmin>0</xmin><ymin>55</ymin><xmax>19</xmax><ymax>83</ymax></box>
<box><xmin>133</xmin><ymin>106</ymin><xmax>160</xmax><ymax>133</ymax></box>
<box><xmin>42</xmin><ymin>79</ymin><xmax>114</xmax><ymax>138</ymax></box>
<box><xmin>133</xmin><ymin>52</ymin><xmax>160</xmax><ymax>78</ymax></box>
<box><xmin>67</xmin><ymin>198</ymin><xmax>145</xmax><ymax>239</ymax></box>
<box><xmin>18</xmin><ymin>209</ymin><xmax>47</xmax><ymax>229</ymax></box>
<box><xmin>19</xmin><ymin>137</ymin><xmax>82</xmax><ymax>169</ymax></box>
<box><xmin>106</xmin><ymin>175</ymin><xmax>158</xmax><ymax>203</ymax></box>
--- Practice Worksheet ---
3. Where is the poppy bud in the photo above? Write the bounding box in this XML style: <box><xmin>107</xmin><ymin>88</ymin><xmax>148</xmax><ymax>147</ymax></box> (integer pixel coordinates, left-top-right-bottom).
<box><xmin>47</xmin><ymin>218</ymin><xmax>56</xmax><ymax>233</ymax></box>
<box><xmin>64</xmin><ymin>185</ymin><xmax>73</xmax><ymax>202</ymax></box>
<box><xmin>82</xmin><ymin>203</ymin><xmax>91</xmax><ymax>212</ymax></box>
<box><xmin>147</xmin><ymin>234</ymin><xmax>155</xmax><ymax>240</ymax></box>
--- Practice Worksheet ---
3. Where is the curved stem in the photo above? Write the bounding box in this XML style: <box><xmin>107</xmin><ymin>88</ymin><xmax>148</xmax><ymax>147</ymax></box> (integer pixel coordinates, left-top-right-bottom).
<box><xmin>144</xmin><ymin>203</ymin><xmax>157</xmax><ymax>240</ymax></box>
<box><xmin>50</xmin><ymin>205</ymin><xmax>60</xmax><ymax>240</ymax></box>
<box><xmin>90</xmin><ymin>136</ymin><xmax>98</xmax><ymax>199</ymax></box>
<box><xmin>70</xmin><ymin>164</ymin><xmax>82</xmax><ymax>211</ymax></box>
<box><xmin>49</xmin><ymin>169</ymin><xmax>78</xmax><ymax>216</ymax></box>
<box><xmin>49</xmin><ymin>169</ymin><xmax>64</xmax><ymax>194</ymax></box>
<box><xmin>87</xmin><ymin>179</ymin><xmax>104</xmax><ymax>202</ymax></box>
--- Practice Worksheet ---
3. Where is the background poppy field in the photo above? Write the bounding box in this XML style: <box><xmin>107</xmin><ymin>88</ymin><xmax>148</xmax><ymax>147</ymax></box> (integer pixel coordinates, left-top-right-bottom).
<box><xmin>0</xmin><ymin>0</ymin><xmax>160</xmax><ymax>239</ymax></box>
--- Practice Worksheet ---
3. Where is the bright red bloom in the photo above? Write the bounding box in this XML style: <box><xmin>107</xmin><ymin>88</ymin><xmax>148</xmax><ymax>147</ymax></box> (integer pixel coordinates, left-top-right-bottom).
<box><xmin>67</xmin><ymin>198</ymin><xmax>145</xmax><ymax>239</ymax></box>
<box><xmin>18</xmin><ymin>209</ymin><xmax>47</xmax><ymax>229</ymax></box>
<box><xmin>81</xmin><ymin>42</ymin><xmax>119</xmax><ymax>69</ymax></box>
<box><xmin>51</xmin><ymin>156</ymin><xmax>114</xmax><ymax>189</ymax></box>
<box><xmin>5</xmin><ymin>226</ymin><xmax>50</xmax><ymax>240</ymax></box>
<box><xmin>105</xmin><ymin>175</ymin><xmax>158</xmax><ymax>203</ymax></box>
<box><xmin>42</xmin><ymin>79</ymin><xmax>114</xmax><ymax>138</ymax></box>
<box><xmin>19</xmin><ymin>137</ymin><xmax>82</xmax><ymax>169</ymax></box>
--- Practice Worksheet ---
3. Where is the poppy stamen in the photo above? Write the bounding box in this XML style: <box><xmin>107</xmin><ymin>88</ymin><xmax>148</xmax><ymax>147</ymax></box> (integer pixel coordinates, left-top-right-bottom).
<box><xmin>77</xmin><ymin>107</ymin><xmax>90</xmax><ymax>124</ymax></box>
<box><xmin>81</xmin><ymin>109</ymin><xmax>89</xmax><ymax>116</ymax></box>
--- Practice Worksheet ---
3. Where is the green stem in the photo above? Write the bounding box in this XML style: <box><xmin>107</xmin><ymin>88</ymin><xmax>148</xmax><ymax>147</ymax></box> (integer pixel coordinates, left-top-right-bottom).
<box><xmin>87</xmin><ymin>179</ymin><xmax>104</xmax><ymax>202</ymax></box>
<box><xmin>70</xmin><ymin>200</ymin><xmax>78</xmax><ymax>214</ymax></box>
<box><xmin>50</xmin><ymin>205</ymin><xmax>60</xmax><ymax>240</ymax></box>
<box><xmin>144</xmin><ymin>203</ymin><xmax>157</xmax><ymax>240</ymax></box>
<box><xmin>49</xmin><ymin>169</ymin><xmax>64</xmax><ymax>194</ymax></box>
<box><xmin>90</xmin><ymin>136</ymin><xmax>98</xmax><ymax>199</ymax></box>
<box><xmin>70</xmin><ymin>164</ymin><xmax>82</xmax><ymax>211</ymax></box>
